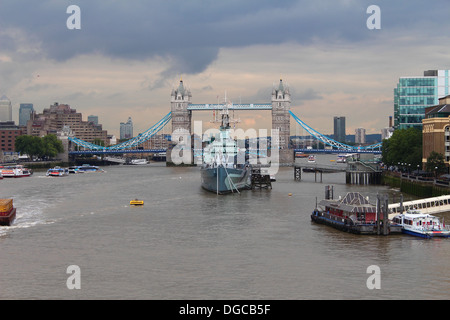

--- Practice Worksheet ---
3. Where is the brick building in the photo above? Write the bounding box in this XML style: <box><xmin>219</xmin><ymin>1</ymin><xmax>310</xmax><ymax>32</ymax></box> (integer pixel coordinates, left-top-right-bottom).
<box><xmin>0</xmin><ymin>121</ymin><xmax>23</xmax><ymax>152</ymax></box>
<box><xmin>27</xmin><ymin>102</ymin><xmax>110</xmax><ymax>145</ymax></box>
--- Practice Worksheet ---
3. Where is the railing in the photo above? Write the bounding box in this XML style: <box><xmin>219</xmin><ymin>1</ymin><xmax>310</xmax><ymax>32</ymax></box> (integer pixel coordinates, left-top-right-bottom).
<box><xmin>389</xmin><ymin>194</ymin><xmax>450</xmax><ymax>215</ymax></box>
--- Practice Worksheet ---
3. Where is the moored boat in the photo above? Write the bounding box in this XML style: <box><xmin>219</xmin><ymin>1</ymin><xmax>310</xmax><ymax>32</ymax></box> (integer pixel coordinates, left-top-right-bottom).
<box><xmin>308</xmin><ymin>155</ymin><xmax>316</xmax><ymax>163</ymax></box>
<box><xmin>392</xmin><ymin>210</ymin><xmax>450</xmax><ymax>238</ymax></box>
<box><xmin>0</xmin><ymin>199</ymin><xmax>16</xmax><ymax>226</ymax></box>
<box><xmin>336</xmin><ymin>155</ymin><xmax>346</xmax><ymax>163</ymax></box>
<box><xmin>311</xmin><ymin>189</ymin><xmax>402</xmax><ymax>235</ymax></box>
<box><xmin>152</xmin><ymin>152</ymin><xmax>166</xmax><ymax>161</ymax></box>
<box><xmin>46</xmin><ymin>166</ymin><xmax>69</xmax><ymax>177</ymax></box>
<box><xmin>200</xmin><ymin>101</ymin><xmax>251</xmax><ymax>194</ymax></box>
<box><xmin>130</xmin><ymin>159</ymin><xmax>148</xmax><ymax>165</ymax></box>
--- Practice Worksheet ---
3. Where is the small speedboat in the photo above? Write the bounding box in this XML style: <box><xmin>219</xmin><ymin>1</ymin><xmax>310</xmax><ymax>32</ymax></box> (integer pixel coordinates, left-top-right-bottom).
<box><xmin>46</xmin><ymin>167</ymin><xmax>69</xmax><ymax>177</ymax></box>
<box><xmin>130</xmin><ymin>199</ymin><xmax>144</xmax><ymax>206</ymax></box>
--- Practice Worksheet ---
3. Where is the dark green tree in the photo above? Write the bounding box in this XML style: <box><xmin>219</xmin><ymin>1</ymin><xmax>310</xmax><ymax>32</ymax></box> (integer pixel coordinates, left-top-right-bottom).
<box><xmin>15</xmin><ymin>134</ymin><xmax>64</xmax><ymax>159</ymax></box>
<box><xmin>42</xmin><ymin>134</ymin><xmax>64</xmax><ymax>158</ymax></box>
<box><xmin>15</xmin><ymin>135</ymin><xmax>42</xmax><ymax>159</ymax></box>
<box><xmin>382</xmin><ymin>128</ymin><xmax>422</xmax><ymax>168</ymax></box>
<box><xmin>425</xmin><ymin>151</ymin><xmax>446</xmax><ymax>176</ymax></box>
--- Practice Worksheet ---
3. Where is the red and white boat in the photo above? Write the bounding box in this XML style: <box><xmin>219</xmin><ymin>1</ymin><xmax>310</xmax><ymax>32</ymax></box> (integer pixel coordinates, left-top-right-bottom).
<box><xmin>1</xmin><ymin>165</ymin><xmax>32</xmax><ymax>178</ymax></box>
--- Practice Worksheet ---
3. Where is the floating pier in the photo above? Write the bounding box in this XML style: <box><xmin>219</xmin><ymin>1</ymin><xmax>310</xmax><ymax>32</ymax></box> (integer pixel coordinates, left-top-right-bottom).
<box><xmin>251</xmin><ymin>168</ymin><xmax>272</xmax><ymax>190</ymax></box>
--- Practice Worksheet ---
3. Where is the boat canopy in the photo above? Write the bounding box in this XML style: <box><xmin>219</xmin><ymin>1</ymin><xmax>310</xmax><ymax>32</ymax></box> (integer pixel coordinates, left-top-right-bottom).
<box><xmin>319</xmin><ymin>192</ymin><xmax>376</xmax><ymax>214</ymax></box>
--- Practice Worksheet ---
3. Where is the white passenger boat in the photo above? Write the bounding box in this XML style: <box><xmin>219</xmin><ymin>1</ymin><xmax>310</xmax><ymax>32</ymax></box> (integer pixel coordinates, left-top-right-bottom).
<box><xmin>46</xmin><ymin>167</ymin><xmax>69</xmax><ymax>177</ymax></box>
<box><xmin>1</xmin><ymin>165</ymin><xmax>32</xmax><ymax>178</ymax></box>
<box><xmin>76</xmin><ymin>164</ymin><xmax>103</xmax><ymax>172</ymax></box>
<box><xmin>392</xmin><ymin>210</ymin><xmax>450</xmax><ymax>238</ymax></box>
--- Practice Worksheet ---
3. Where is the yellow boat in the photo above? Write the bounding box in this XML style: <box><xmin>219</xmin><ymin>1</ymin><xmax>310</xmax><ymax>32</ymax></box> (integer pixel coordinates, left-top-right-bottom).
<box><xmin>130</xmin><ymin>199</ymin><xmax>144</xmax><ymax>206</ymax></box>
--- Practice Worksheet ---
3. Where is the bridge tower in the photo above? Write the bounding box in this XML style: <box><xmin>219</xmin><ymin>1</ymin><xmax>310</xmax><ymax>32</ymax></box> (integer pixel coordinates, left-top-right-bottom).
<box><xmin>272</xmin><ymin>78</ymin><xmax>293</xmax><ymax>164</ymax></box>
<box><xmin>168</xmin><ymin>79</ymin><xmax>193</xmax><ymax>164</ymax></box>
<box><xmin>170</xmin><ymin>79</ymin><xmax>192</xmax><ymax>135</ymax></box>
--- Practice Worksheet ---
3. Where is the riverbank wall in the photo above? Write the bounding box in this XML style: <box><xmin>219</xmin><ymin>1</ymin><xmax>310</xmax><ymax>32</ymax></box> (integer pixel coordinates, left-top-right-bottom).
<box><xmin>382</xmin><ymin>172</ymin><xmax>450</xmax><ymax>198</ymax></box>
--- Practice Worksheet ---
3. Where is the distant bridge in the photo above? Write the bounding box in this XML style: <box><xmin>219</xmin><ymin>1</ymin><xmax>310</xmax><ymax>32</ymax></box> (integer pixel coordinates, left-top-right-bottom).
<box><xmin>67</xmin><ymin>107</ymin><xmax>383</xmax><ymax>155</ymax></box>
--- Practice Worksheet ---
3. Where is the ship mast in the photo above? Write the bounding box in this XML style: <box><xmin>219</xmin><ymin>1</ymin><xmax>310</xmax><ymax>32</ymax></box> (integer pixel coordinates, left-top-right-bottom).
<box><xmin>210</xmin><ymin>92</ymin><xmax>240</xmax><ymax>129</ymax></box>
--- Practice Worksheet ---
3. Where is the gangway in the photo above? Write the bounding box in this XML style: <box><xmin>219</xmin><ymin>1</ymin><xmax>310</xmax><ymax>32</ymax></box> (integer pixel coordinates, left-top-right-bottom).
<box><xmin>388</xmin><ymin>194</ymin><xmax>450</xmax><ymax>219</ymax></box>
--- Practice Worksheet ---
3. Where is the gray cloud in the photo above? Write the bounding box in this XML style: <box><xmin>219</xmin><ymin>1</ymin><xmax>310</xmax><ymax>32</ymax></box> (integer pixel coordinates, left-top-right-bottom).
<box><xmin>1</xmin><ymin>0</ymin><xmax>450</xmax><ymax>87</ymax></box>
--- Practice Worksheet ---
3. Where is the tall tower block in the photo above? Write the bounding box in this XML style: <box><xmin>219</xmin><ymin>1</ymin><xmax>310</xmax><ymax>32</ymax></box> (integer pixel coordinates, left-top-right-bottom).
<box><xmin>272</xmin><ymin>79</ymin><xmax>292</xmax><ymax>163</ymax></box>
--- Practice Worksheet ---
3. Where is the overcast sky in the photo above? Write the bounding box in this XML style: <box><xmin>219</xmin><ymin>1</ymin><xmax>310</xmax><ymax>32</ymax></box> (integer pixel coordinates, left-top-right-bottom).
<box><xmin>1</xmin><ymin>0</ymin><xmax>450</xmax><ymax>137</ymax></box>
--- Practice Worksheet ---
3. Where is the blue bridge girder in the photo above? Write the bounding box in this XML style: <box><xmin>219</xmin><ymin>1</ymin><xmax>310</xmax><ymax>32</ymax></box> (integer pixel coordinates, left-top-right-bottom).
<box><xmin>289</xmin><ymin>111</ymin><xmax>383</xmax><ymax>152</ymax></box>
<box><xmin>69</xmin><ymin>149</ymin><xmax>166</xmax><ymax>155</ymax></box>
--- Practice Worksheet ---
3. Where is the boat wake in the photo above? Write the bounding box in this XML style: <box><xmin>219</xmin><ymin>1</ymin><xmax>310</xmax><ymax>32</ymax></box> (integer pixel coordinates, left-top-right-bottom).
<box><xmin>0</xmin><ymin>199</ymin><xmax>58</xmax><ymax>236</ymax></box>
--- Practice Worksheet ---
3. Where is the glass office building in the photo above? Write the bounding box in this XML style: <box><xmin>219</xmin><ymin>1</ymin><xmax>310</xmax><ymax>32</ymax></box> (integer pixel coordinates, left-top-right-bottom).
<box><xmin>394</xmin><ymin>70</ymin><xmax>450</xmax><ymax>130</ymax></box>
<box><xmin>19</xmin><ymin>104</ymin><xmax>34</xmax><ymax>126</ymax></box>
<box><xmin>333</xmin><ymin>116</ymin><xmax>346</xmax><ymax>143</ymax></box>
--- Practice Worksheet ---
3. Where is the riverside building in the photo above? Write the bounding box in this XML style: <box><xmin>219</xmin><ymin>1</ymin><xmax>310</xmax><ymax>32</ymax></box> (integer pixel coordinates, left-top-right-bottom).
<box><xmin>0</xmin><ymin>121</ymin><xmax>23</xmax><ymax>152</ymax></box>
<box><xmin>394</xmin><ymin>70</ymin><xmax>450</xmax><ymax>130</ymax></box>
<box><xmin>422</xmin><ymin>95</ymin><xmax>450</xmax><ymax>170</ymax></box>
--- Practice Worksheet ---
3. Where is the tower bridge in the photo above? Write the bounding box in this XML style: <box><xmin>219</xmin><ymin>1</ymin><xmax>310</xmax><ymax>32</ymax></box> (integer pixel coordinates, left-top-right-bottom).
<box><xmin>67</xmin><ymin>78</ymin><xmax>382</xmax><ymax>162</ymax></box>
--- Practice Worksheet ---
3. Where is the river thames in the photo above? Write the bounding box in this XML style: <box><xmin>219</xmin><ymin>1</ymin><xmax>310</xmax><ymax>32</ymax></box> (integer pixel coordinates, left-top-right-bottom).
<box><xmin>1</xmin><ymin>155</ymin><xmax>449</xmax><ymax>300</ymax></box>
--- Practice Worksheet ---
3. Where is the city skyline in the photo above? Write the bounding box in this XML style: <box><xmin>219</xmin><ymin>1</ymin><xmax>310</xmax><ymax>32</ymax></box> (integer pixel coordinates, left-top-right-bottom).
<box><xmin>1</xmin><ymin>1</ymin><xmax>450</xmax><ymax>138</ymax></box>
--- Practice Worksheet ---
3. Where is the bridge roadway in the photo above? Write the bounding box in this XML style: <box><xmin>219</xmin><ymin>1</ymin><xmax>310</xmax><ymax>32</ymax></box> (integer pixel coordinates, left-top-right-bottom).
<box><xmin>388</xmin><ymin>194</ymin><xmax>450</xmax><ymax>219</ymax></box>
<box><xmin>294</xmin><ymin>148</ymin><xmax>381</xmax><ymax>154</ymax></box>
<box><xmin>188</xmin><ymin>103</ymin><xmax>272</xmax><ymax>110</ymax></box>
